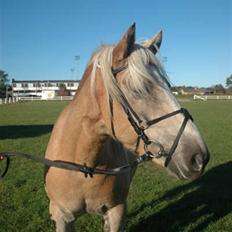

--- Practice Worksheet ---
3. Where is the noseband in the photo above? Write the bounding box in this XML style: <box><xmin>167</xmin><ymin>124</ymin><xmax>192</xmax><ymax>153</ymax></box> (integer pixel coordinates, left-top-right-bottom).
<box><xmin>111</xmin><ymin>65</ymin><xmax>193</xmax><ymax>167</ymax></box>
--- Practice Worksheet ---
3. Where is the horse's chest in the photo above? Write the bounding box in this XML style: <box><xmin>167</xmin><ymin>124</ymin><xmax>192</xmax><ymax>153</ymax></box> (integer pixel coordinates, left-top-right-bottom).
<box><xmin>84</xmin><ymin>175</ymin><xmax>130</xmax><ymax>215</ymax></box>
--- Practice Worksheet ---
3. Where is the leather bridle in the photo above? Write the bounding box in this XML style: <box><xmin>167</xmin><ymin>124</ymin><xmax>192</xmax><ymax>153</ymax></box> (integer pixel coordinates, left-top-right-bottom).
<box><xmin>111</xmin><ymin>64</ymin><xmax>193</xmax><ymax>167</ymax></box>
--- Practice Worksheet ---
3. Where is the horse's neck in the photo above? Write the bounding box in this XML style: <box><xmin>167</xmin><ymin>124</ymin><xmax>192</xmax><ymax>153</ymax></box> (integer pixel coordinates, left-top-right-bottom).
<box><xmin>47</xmin><ymin>66</ymin><xmax>109</xmax><ymax>166</ymax></box>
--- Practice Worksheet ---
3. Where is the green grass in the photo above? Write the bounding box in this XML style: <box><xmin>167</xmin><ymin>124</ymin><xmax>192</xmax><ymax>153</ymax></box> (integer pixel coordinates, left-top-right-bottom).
<box><xmin>0</xmin><ymin>100</ymin><xmax>232</xmax><ymax>231</ymax></box>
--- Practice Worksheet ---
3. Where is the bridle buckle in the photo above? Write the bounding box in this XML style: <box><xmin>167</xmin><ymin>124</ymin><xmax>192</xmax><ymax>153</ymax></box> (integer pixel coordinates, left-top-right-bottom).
<box><xmin>181</xmin><ymin>108</ymin><xmax>193</xmax><ymax>121</ymax></box>
<box><xmin>139</xmin><ymin>120</ymin><xmax>149</xmax><ymax>130</ymax></box>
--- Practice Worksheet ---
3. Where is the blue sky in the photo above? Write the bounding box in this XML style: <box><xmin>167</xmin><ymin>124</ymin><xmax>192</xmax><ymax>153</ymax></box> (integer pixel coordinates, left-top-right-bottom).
<box><xmin>1</xmin><ymin>0</ymin><xmax>231</xmax><ymax>87</ymax></box>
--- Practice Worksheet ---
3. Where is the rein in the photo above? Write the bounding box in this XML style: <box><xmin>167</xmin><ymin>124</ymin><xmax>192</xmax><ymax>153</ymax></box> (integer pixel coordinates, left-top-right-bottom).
<box><xmin>111</xmin><ymin>64</ymin><xmax>193</xmax><ymax>167</ymax></box>
<box><xmin>0</xmin><ymin>151</ymin><xmax>147</xmax><ymax>180</ymax></box>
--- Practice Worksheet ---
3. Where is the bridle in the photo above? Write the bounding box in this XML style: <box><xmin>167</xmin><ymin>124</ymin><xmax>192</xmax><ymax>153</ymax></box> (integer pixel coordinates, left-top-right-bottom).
<box><xmin>0</xmin><ymin>62</ymin><xmax>193</xmax><ymax>180</ymax></box>
<box><xmin>111</xmin><ymin>64</ymin><xmax>193</xmax><ymax>167</ymax></box>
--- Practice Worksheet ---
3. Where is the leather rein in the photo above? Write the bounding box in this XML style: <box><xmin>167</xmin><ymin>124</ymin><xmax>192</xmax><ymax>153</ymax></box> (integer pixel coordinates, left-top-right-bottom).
<box><xmin>0</xmin><ymin>64</ymin><xmax>193</xmax><ymax>179</ymax></box>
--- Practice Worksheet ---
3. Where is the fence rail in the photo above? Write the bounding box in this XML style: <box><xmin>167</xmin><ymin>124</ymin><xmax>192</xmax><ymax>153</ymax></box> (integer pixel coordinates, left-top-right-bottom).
<box><xmin>193</xmin><ymin>95</ymin><xmax>232</xmax><ymax>101</ymax></box>
<box><xmin>0</xmin><ymin>97</ymin><xmax>19</xmax><ymax>104</ymax></box>
<box><xmin>0</xmin><ymin>96</ymin><xmax>74</xmax><ymax>104</ymax></box>
<box><xmin>19</xmin><ymin>96</ymin><xmax>74</xmax><ymax>101</ymax></box>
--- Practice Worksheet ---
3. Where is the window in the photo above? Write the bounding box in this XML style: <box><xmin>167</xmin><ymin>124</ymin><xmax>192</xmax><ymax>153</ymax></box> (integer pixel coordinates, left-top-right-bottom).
<box><xmin>22</xmin><ymin>83</ymin><xmax>28</xmax><ymax>88</ymax></box>
<box><xmin>33</xmin><ymin>83</ymin><xmax>41</xmax><ymax>87</ymax></box>
<box><xmin>45</xmin><ymin>82</ymin><xmax>52</xmax><ymax>87</ymax></box>
<box><xmin>68</xmin><ymin>82</ymin><xmax>74</xmax><ymax>87</ymax></box>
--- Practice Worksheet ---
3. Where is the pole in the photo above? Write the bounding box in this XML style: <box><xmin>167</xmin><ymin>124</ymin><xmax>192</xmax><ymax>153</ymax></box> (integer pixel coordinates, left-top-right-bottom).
<box><xmin>75</xmin><ymin>55</ymin><xmax>80</xmax><ymax>80</ymax></box>
<box><xmin>71</xmin><ymin>68</ymin><xmax>75</xmax><ymax>80</ymax></box>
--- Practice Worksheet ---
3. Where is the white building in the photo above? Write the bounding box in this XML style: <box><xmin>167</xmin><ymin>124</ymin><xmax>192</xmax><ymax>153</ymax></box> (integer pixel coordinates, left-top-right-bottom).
<box><xmin>12</xmin><ymin>79</ymin><xmax>80</xmax><ymax>98</ymax></box>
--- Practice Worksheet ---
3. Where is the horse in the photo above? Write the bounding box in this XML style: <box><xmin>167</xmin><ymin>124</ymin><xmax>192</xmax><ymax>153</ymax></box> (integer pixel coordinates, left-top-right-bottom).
<box><xmin>44</xmin><ymin>23</ymin><xmax>209</xmax><ymax>232</ymax></box>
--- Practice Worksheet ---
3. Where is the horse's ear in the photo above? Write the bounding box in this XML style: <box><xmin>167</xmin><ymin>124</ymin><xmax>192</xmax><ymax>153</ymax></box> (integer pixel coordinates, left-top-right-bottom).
<box><xmin>112</xmin><ymin>23</ymin><xmax>135</xmax><ymax>68</ymax></box>
<box><xmin>143</xmin><ymin>30</ymin><xmax>162</xmax><ymax>54</ymax></box>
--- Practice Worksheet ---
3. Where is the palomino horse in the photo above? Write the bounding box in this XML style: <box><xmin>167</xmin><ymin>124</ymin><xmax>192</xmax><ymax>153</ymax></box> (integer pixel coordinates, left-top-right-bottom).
<box><xmin>45</xmin><ymin>24</ymin><xmax>209</xmax><ymax>231</ymax></box>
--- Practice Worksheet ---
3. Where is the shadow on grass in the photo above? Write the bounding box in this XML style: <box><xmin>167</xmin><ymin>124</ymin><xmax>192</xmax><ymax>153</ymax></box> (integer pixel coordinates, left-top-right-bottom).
<box><xmin>130</xmin><ymin>162</ymin><xmax>232</xmax><ymax>232</ymax></box>
<box><xmin>0</xmin><ymin>125</ymin><xmax>53</xmax><ymax>139</ymax></box>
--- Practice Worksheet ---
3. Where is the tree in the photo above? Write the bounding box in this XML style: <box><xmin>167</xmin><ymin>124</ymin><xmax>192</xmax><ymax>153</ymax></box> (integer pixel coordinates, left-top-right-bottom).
<box><xmin>0</xmin><ymin>70</ymin><xmax>10</xmax><ymax>97</ymax></box>
<box><xmin>0</xmin><ymin>70</ymin><xmax>9</xmax><ymax>88</ymax></box>
<box><xmin>212</xmin><ymin>84</ymin><xmax>225</xmax><ymax>94</ymax></box>
<box><xmin>226</xmin><ymin>74</ymin><xmax>232</xmax><ymax>88</ymax></box>
<box><xmin>58</xmin><ymin>83</ymin><xmax>66</xmax><ymax>89</ymax></box>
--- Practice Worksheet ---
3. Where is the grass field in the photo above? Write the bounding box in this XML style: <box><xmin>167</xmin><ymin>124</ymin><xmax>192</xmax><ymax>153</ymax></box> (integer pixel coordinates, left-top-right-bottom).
<box><xmin>1</xmin><ymin>100</ymin><xmax>232</xmax><ymax>232</ymax></box>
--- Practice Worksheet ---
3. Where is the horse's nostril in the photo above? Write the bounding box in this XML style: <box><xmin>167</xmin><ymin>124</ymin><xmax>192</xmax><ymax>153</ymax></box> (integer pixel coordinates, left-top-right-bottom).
<box><xmin>191</xmin><ymin>153</ymin><xmax>203</xmax><ymax>171</ymax></box>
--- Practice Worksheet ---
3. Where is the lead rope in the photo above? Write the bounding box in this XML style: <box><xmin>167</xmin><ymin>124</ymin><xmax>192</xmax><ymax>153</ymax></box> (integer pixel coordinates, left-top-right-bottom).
<box><xmin>0</xmin><ymin>151</ymin><xmax>136</xmax><ymax>180</ymax></box>
<box><xmin>0</xmin><ymin>155</ymin><xmax>10</xmax><ymax>179</ymax></box>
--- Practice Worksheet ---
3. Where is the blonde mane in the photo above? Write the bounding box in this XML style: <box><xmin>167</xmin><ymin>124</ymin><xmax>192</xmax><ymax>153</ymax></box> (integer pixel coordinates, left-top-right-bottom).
<box><xmin>89</xmin><ymin>43</ymin><xmax>170</xmax><ymax>104</ymax></box>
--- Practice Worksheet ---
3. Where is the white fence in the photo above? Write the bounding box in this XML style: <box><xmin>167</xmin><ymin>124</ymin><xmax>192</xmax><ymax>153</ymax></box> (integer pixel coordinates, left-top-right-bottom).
<box><xmin>0</xmin><ymin>97</ymin><xmax>19</xmax><ymax>104</ymax></box>
<box><xmin>193</xmin><ymin>95</ymin><xmax>232</xmax><ymax>101</ymax></box>
<box><xmin>0</xmin><ymin>96</ymin><xmax>74</xmax><ymax>104</ymax></box>
<box><xmin>18</xmin><ymin>96</ymin><xmax>74</xmax><ymax>101</ymax></box>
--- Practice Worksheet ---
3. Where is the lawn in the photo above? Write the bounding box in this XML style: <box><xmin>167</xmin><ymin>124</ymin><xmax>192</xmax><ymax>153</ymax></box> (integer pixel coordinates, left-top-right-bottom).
<box><xmin>0</xmin><ymin>100</ymin><xmax>232</xmax><ymax>232</ymax></box>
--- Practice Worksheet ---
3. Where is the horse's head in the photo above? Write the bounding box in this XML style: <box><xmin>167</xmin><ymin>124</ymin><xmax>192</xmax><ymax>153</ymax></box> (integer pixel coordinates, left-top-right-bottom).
<box><xmin>92</xmin><ymin>24</ymin><xmax>209</xmax><ymax>180</ymax></box>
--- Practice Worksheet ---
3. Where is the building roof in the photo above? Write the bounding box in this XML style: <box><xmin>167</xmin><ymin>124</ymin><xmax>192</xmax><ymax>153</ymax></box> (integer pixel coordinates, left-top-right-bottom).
<box><xmin>12</xmin><ymin>79</ymin><xmax>80</xmax><ymax>83</ymax></box>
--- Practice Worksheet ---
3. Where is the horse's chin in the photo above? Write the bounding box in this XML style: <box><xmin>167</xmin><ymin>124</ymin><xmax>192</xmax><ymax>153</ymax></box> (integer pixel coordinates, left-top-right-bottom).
<box><xmin>151</xmin><ymin>158</ymin><xmax>191</xmax><ymax>180</ymax></box>
<box><xmin>166</xmin><ymin>160</ymin><xmax>203</xmax><ymax>181</ymax></box>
